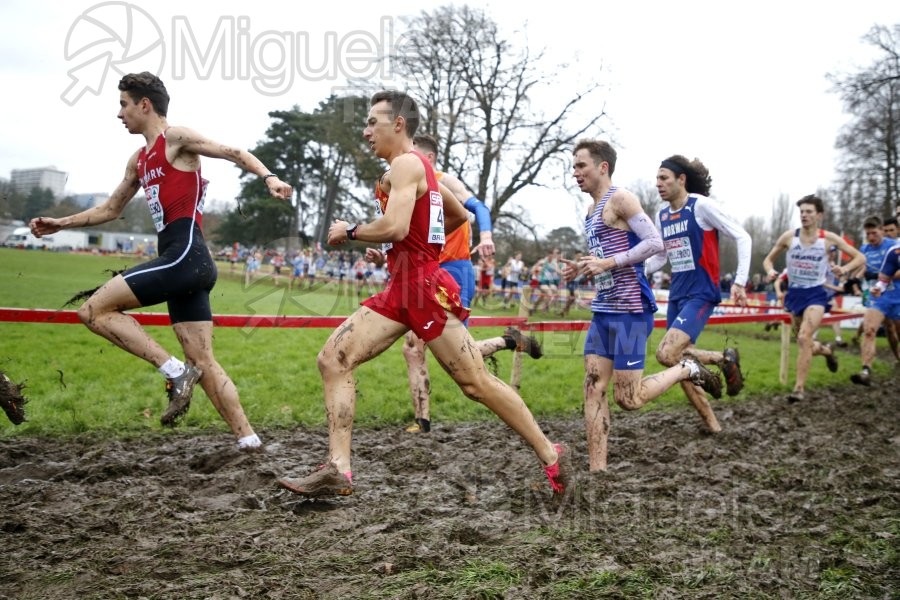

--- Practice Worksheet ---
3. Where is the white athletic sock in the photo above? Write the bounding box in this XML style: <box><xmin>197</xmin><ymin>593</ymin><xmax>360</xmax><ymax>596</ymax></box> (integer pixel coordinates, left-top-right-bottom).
<box><xmin>237</xmin><ymin>434</ymin><xmax>262</xmax><ymax>449</ymax></box>
<box><xmin>159</xmin><ymin>357</ymin><xmax>186</xmax><ymax>379</ymax></box>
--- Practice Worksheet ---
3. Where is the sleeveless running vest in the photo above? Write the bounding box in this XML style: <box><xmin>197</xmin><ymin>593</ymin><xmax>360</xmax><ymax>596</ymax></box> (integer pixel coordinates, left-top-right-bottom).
<box><xmin>585</xmin><ymin>186</ymin><xmax>656</xmax><ymax>313</ymax></box>
<box><xmin>136</xmin><ymin>130</ymin><xmax>207</xmax><ymax>232</ymax></box>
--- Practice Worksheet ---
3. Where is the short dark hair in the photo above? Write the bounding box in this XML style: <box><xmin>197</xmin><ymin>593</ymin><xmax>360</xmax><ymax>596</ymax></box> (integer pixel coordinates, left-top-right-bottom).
<box><xmin>413</xmin><ymin>133</ymin><xmax>438</xmax><ymax>154</ymax></box>
<box><xmin>863</xmin><ymin>215</ymin><xmax>883</xmax><ymax>229</ymax></box>
<box><xmin>370</xmin><ymin>90</ymin><xmax>420</xmax><ymax>138</ymax></box>
<box><xmin>118</xmin><ymin>72</ymin><xmax>170</xmax><ymax>116</ymax></box>
<box><xmin>883</xmin><ymin>216</ymin><xmax>898</xmax><ymax>228</ymax></box>
<box><xmin>661</xmin><ymin>154</ymin><xmax>712</xmax><ymax>196</ymax></box>
<box><xmin>796</xmin><ymin>194</ymin><xmax>824</xmax><ymax>214</ymax></box>
<box><xmin>573</xmin><ymin>139</ymin><xmax>617</xmax><ymax>176</ymax></box>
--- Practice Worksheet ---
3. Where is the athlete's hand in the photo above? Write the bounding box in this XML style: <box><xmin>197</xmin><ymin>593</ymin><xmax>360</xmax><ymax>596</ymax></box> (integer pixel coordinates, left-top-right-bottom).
<box><xmin>328</xmin><ymin>220</ymin><xmax>349</xmax><ymax>246</ymax></box>
<box><xmin>472</xmin><ymin>231</ymin><xmax>495</xmax><ymax>258</ymax></box>
<box><xmin>577</xmin><ymin>255</ymin><xmax>614</xmax><ymax>277</ymax></box>
<box><xmin>29</xmin><ymin>217</ymin><xmax>63</xmax><ymax>237</ymax></box>
<box><xmin>265</xmin><ymin>176</ymin><xmax>293</xmax><ymax>200</ymax></box>
<box><xmin>366</xmin><ymin>248</ymin><xmax>385</xmax><ymax>266</ymax></box>
<box><xmin>559</xmin><ymin>258</ymin><xmax>579</xmax><ymax>281</ymax></box>
<box><xmin>730</xmin><ymin>283</ymin><xmax>748</xmax><ymax>307</ymax></box>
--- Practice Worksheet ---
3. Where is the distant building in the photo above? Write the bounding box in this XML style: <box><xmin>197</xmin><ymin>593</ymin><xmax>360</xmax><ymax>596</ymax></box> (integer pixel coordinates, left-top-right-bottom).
<box><xmin>10</xmin><ymin>166</ymin><xmax>67</xmax><ymax>198</ymax></box>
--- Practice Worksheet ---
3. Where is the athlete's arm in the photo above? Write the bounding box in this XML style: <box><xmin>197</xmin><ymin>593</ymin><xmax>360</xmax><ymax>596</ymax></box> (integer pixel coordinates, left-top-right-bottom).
<box><xmin>825</xmin><ymin>231</ymin><xmax>865</xmax><ymax>279</ymax></box>
<box><xmin>643</xmin><ymin>212</ymin><xmax>668</xmax><ymax>275</ymax></box>
<box><xmin>335</xmin><ymin>153</ymin><xmax>420</xmax><ymax>244</ymax></box>
<box><xmin>763</xmin><ymin>230</ymin><xmax>792</xmax><ymax>281</ymax></box>
<box><xmin>440</xmin><ymin>181</ymin><xmax>468</xmax><ymax>235</ymax></box>
<box><xmin>696</xmin><ymin>198</ymin><xmax>752</xmax><ymax>287</ymax></box>
<box><xmin>609</xmin><ymin>190</ymin><xmax>663</xmax><ymax>266</ymax></box>
<box><xmin>30</xmin><ymin>150</ymin><xmax>141</xmax><ymax>236</ymax></box>
<box><xmin>164</xmin><ymin>126</ymin><xmax>293</xmax><ymax>200</ymax></box>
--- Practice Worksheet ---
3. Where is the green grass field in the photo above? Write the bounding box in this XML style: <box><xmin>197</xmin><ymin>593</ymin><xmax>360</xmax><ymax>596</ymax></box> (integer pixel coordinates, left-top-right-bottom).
<box><xmin>0</xmin><ymin>247</ymin><xmax>884</xmax><ymax>437</ymax></box>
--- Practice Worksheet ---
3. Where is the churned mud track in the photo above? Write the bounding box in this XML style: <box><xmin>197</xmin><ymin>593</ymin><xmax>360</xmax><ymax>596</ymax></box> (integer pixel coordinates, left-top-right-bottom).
<box><xmin>1</xmin><ymin>381</ymin><xmax>897</xmax><ymax>599</ymax></box>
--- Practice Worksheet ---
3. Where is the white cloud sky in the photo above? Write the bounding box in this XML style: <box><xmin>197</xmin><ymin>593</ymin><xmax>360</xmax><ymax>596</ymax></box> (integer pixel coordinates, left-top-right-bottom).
<box><xmin>0</xmin><ymin>0</ymin><xmax>896</xmax><ymax>236</ymax></box>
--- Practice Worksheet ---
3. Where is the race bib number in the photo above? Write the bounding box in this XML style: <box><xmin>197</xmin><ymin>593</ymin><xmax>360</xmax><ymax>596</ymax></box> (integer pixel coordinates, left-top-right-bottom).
<box><xmin>145</xmin><ymin>184</ymin><xmax>165</xmax><ymax>232</ymax></box>
<box><xmin>429</xmin><ymin>190</ymin><xmax>445</xmax><ymax>245</ymax></box>
<box><xmin>591</xmin><ymin>247</ymin><xmax>614</xmax><ymax>291</ymax></box>
<box><xmin>665</xmin><ymin>237</ymin><xmax>695</xmax><ymax>273</ymax></box>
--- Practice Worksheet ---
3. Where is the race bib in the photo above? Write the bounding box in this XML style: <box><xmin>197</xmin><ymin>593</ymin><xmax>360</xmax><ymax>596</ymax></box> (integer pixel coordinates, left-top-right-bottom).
<box><xmin>429</xmin><ymin>190</ymin><xmax>445</xmax><ymax>245</ymax></box>
<box><xmin>591</xmin><ymin>247</ymin><xmax>614</xmax><ymax>291</ymax></box>
<box><xmin>665</xmin><ymin>237</ymin><xmax>695</xmax><ymax>273</ymax></box>
<box><xmin>145</xmin><ymin>184</ymin><xmax>165</xmax><ymax>232</ymax></box>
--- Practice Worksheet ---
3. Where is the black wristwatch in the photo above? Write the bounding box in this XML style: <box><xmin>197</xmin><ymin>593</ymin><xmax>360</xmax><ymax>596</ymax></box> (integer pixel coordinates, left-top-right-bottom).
<box><xmin>346</xmin><ymin>223</ymin><xmax>359</xmax><ymax>240</ymax></box>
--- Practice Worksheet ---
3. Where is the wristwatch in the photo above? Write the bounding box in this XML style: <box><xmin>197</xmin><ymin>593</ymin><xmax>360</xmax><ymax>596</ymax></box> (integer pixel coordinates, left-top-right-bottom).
<box><xmin>346</xmin><ymin>223</ymin><xmax>358</xmax><ymax>240</ymax></box>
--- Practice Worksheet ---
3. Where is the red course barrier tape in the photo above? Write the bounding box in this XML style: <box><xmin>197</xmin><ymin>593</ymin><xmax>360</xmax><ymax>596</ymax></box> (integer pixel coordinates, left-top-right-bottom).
<box><xmin>0</xmin><ymin>308</ymin><xmax>527</xmax><ymax>329</ymax></box>
<box><xmin>0</xmin><ymin>307</ymin><xmax>861</xmax><ymax>331</ymax></box>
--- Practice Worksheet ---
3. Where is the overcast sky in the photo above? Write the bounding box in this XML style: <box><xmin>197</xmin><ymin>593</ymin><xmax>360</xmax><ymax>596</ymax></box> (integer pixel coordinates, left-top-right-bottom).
<box><xmin>0</xmin><ymin>0</ymin><xmax>896</xmax><ymax>235</ymax></box>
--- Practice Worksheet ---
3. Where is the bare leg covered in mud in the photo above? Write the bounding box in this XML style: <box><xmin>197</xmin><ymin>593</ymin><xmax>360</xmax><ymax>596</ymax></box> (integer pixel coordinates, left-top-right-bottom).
<box><xmin>318</xmin><ymin>307</ymin><xmax>406</xmax><ymax>474</ymax></box>
<box><xmin>656</xmin><ymin>328</ymin><xmax>722</xmax><ymax>432</ymax></box>
<box><xmin>402</xmin><ymin>330</ymin><xmax>537</xmax><ymax>431</ymax></box>
<box><xmin>77</xmin><ymin>275</ymin><xmax>172</xmax><ymax>368</ymax></box>
<box><xmin>426</xmin><ymin>316</ymin><xmax>558</xmax><ymax>468</ymax></box>
<box><xmin>78</xmin><ymin>275</ymin><xmax>257</xmax><ymax>443</ymax></box>
<box><xmin>792</xmin><ymin>306</ymin><xmax>836</xmax><ymax>398</ymax></box>
<box><xmin>583</xmin><ymin>354</ymin><xmax>704</xmax><ymax>472</ymax></box>
<box><xmin>174</xmin><ymin>321</ymin><xmax>256</xmax><ymax>441</ymax></box>
<box><xmin>278</xmin><ymin>307</ymin><xmax>567</xmax><ymax>499</ymax></box>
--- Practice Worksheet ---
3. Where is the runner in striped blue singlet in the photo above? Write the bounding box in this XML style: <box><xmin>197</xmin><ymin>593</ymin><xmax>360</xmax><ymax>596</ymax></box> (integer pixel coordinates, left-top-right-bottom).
<box><xmin>565</xmin><ymin>140</ymin><xmax>723</xmax><ymax>472</ymax></box>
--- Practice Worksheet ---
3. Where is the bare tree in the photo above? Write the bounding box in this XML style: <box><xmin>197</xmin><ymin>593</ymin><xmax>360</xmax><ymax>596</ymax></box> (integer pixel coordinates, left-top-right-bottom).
<box><xmin>828</xmin><ymin>23</ymin><xmax>900</xmax><ymax>229</ymax></box>
<box><xmin>372</xmin><ymin>5</ymin><xmax>609</xmax><ymax>230</ymax></box>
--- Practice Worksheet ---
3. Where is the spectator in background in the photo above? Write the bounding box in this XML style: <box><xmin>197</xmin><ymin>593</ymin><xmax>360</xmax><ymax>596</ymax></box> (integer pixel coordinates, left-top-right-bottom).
<box><xmin>502</xmin><ymin>252</ymin><xmax>525</xmax><ymax>307</ymax></box>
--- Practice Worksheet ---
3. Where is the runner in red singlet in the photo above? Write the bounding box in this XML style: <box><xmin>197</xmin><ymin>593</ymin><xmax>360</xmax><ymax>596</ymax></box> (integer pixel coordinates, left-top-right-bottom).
<box><xmin>276</xmin><ymin>90</ymin><xmax>571</xmax><ymax>501</ymax></box>
<box><xmin>30</xmin><ymin>72</ymin><xmax>292</xmax><ymax>450</ymax></box>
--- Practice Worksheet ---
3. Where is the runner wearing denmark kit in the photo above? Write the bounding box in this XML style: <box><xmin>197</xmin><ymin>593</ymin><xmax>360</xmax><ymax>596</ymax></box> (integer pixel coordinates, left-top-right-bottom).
<box><xmin>29</xmin><ymin>72</ymin><xmax>292</xmax><ymax>449</ymax></box>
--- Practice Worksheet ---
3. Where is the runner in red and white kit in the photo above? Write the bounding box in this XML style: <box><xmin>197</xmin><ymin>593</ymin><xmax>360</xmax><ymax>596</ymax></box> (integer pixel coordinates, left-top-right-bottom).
<box><xmin>30</xmin><ymin>72</ymin><xmax>292</xmax><ymax>449</ymax></box>
<box><xmin>276</xmin><ymin>90</ymin><xmax>571</xmax><ymax>501</ymax></box>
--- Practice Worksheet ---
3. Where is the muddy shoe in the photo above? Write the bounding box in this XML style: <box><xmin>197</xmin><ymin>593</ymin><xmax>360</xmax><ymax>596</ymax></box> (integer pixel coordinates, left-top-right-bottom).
<box><xmin>277</xmin><ymin>463</ymin><xmax>353</xmax><ymax>497</ymax></box>
<box><xmin>823</xmin><ymin>343</ymin><xmax>839</xmax><ymax>373</ymax></box>
<box><xmin>160</xmin><ymin>365</ymin><xmax>202</xmax><ymax>427</ymax></box>
<box><xmin>405</xmin><ymin>417</ymin><xmax>431</xmax><ymax>433</ymax></box>
<box><xmin>721</xmin><ymin>347</ymin><xmax>744</xmax><ymax>397</ymax></box>
<box><xmin>850</xmin><ymin>370</ymin><xmax>871</xmax><ymax>386</ymax></box>
<box><xmin>0</xmin><ymin>371</ymin><xmax>28</xmax><ymax>425</ymax></box>
<box><xmin>504</xmin><ymin>327</ymin><xmax>543</xmax><ymax>359</ymax></box>
<box><xmin>544</xmin><ymin>443</ymin><xmax>573</xmax><ymax>504</ymax></box>
<box><xmin>684</xmin><ymin>359</ymin><xmax>723</xmax><ymax>399</ymax></box>
<box><xmin>787</xmin><ymin>390</ymin><xmax>805</xmax><ymax>403</ymax></box>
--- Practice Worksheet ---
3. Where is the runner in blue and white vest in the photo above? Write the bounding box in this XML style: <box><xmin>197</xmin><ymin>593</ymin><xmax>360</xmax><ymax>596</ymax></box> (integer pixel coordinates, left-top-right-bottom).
<box><xmin>563</xmin><ymin>140</ymin><xmax>724</xmax><ymax>473</ymax></box>
<box><xmin>645</xmin><ymin>154</ymin><xmax>752</xmax><ymax>430</ymax></box>
<box><xmin>763</xmin><ymin>195</ymin><xmax>864</xmax><ymax>401</ymax></box>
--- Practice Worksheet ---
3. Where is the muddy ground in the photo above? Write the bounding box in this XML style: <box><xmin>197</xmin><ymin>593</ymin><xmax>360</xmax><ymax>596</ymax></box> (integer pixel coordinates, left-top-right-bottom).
<box><xmin>1</xmin><ymin>382</ymin><xmax>898</xmax><ymax>599</ymax></box>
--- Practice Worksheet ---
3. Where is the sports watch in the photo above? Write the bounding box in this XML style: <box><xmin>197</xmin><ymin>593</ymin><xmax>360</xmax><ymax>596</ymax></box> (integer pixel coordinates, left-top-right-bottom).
<box><xmin>346</xmin><ymin>223</ymin><xmax>359</xmax><ymax>240</ymax></box>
